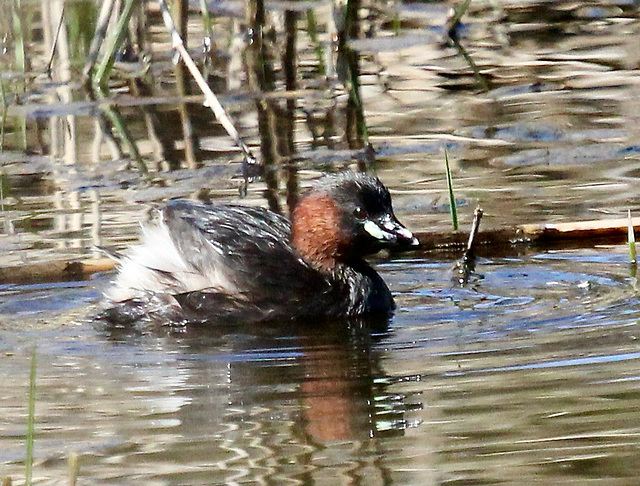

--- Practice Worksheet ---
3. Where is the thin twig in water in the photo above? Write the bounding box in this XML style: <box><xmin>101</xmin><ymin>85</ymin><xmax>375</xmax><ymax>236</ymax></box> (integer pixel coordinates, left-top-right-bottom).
<box><xmin>453</xmin><ymin>206</ymin><xmax>483</xmax><ymax>286</ymax></box>
<box><xmin>157</xmin><ymin>0</ymin><xmax>257</xmax><ymax>166</ymax></box>
<box><xmin>466</xmin><ymin>206</ymin><xmax>483</xmax><ymax>255</ymax></box>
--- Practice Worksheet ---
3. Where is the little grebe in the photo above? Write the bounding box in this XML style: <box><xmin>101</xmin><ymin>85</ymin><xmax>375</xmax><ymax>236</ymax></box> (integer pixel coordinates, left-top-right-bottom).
<box><xmin>105</xmin><ymin>172</ymin><xmax>418</xmax><ymax>323</ymax></box>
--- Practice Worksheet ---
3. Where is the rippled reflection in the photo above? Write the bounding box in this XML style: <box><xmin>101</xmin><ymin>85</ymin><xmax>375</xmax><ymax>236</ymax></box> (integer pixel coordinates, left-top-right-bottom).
<box><xmin>1</xmin><ymin>0</ymin><xmax>640</xmax><ymax>483</ymax></box>
<box><xmin>0</xmin><ymin>248</ymin><xmax>639</xmax><ymax>483</ymax></box>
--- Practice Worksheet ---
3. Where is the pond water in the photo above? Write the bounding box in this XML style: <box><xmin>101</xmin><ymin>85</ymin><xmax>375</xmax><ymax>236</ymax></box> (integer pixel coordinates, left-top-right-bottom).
<box><xmin>1</xmin><ymin>0</ymin><xmax>640</xmax><ymax>484</ymax></box>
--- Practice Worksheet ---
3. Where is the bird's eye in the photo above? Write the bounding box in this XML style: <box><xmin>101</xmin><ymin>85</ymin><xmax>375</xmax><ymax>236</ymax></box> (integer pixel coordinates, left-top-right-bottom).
<box><xmin>353</xmin><ymin>206</ymin><xmax>366</xmax><ymax>219</ymax></box>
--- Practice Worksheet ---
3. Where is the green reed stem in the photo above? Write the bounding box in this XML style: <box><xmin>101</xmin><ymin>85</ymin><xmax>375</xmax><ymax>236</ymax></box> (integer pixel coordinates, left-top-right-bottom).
<box><xmin>83</xmin><ymin>0</ymin><xmax>117</xmax><ymax>82</ymax></box>
<box><xmin>628</xmin><ymin>210</ymin><xmax>637</xmax><ymax>265</ymax></box>
<box><xmin>451</xmin><ymin>37</ymin><xmax>489</xmax><ymax>92</ymax></box>
<box><xmin>0</xmin><ymin>78</ymin><xmax>7</xmax><ymax>151</ymax></box>
<box><xmin>0</xmin><ymin>173</ymin><xmax>5</xmax><ymax>211</ymax></box>
<box><xmin>11</xmin><ymin>0</ymin><xmax>27</xmax><ymax>149</ymax></box>
<box><xmin>347</xmin><ymin>50</ymin><xmax>369</xmax><ymax>146</ymax></box>
<box><xmin>12</xmin><ymin>0</ymin><xmax>25</xmax><ymax>74</ymax></box>
<box><xmin>44</xmin><ymin>4</ymin><xmax>66</xmax><ymax>77</ymax></box>
<box><xmin>392</xmin><ymin>12</ymin><xmax>400</xmax><ymax>36</ymax></box>
<box><xmin>197</xmin><ymin>0</ymin><xmax>214</xmax><ymax>81</ymax></box>
<box><xmin>93</xmin><ymin>0</ymin><xmax>139</xmax><ymax>89</ymax></box>
<box><xmin>449</xmin><ymin>0</ymin><xmax>472</xmax><ymax>29</ymax></box>
<box><xmin>446</xmin><ymin>0</ymin><xmax>489</xmax><ymax>92</ymax></box>
<box><xmin>445</xmin><ymin>147</ymin><xmax>459</xmax><ymax>231</ymax></box>
<box><xmin>68</xmin><ymin>452</ymin><xmax>79</xmax><ymax>486</ymax></box>
<box><xmin>25</xmin><ymin>348</ymin><xmax>36</xmax><ymax>486</ymax></box>
<box><xmin>340</xmin><ymin>0</ymin><xmax>369</xmax><ymax>148</ymax></box>
<box><xmin>100</xmin><ymin>103</ymin><xmax>147</xmax><ymax>173</ymax></box>
<box><xmin>305</xmin><ymin>10</ymin><xmax>326</xmax><ymax>76</ymax></box>
<box><xmin>199</xmin><ymin>0</ymin><xmax>213</xmax><ymax>43</ymax></box>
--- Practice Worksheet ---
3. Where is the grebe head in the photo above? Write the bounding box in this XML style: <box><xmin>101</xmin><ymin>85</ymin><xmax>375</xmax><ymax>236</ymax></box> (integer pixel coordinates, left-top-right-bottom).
<box><xmin>291</xmin><ymin>172</ymin><xmax>419</xmax><ymax>271</ymax></box>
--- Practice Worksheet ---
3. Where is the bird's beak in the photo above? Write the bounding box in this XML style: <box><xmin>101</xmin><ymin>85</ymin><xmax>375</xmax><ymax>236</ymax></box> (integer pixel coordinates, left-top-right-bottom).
<box><xmin>364</xmin><ymin>215</ymin><xmax>419</xmax><ymax>247</ymax></box>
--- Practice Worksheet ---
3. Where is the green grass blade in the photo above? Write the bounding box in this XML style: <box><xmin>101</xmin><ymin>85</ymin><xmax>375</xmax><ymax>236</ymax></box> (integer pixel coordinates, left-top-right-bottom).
<box><xmin>445</xmin><ymin>147</ymin><xmax>459</xmax><ymax>231</ymax></box>
<box><xmin>629</xmin><ymin>210</ymin><xmax>637</xmax><ymax>265</ymax></box>
<box><xmin>25</xmin><ymin>348</ymin><xmax>36</xmax><ymax>486</ymax></box>
<box><xmin>68</xmin><ymin>452</ymin><xmax>79</xmax><ymax>486</ymax></box>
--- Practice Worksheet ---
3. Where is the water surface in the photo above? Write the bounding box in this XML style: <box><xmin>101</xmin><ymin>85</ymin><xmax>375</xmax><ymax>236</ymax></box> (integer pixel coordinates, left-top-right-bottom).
<box><xmin>1</xmin><ymin>0</ymin><xmax>640</xmax><ymax>484</ymax></box>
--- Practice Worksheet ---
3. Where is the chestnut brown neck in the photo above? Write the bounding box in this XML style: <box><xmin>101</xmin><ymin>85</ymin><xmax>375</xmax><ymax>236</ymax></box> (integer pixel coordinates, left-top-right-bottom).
<box><xmin>291</xmin><ymin>193</ymin><xmax>345</xmax><ymax>273</ymax></box>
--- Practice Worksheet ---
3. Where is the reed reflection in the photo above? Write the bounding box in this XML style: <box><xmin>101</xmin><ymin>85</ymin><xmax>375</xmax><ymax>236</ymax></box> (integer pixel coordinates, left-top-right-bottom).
<box><xmin>101</xmin><ymin>315</ymin><xmax>408</xmax><ymax>482</ymax></box>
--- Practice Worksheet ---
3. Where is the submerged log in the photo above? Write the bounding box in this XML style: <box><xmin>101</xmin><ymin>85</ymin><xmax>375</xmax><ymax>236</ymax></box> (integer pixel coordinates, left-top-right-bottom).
<box><xmin>0</xmin><ymin>258</ymin><xmax>116</xmax><ymax>285</ymax></box>
<box><xmin>1</xmin><ymin>217</ymin><xmax>639</xmax><ymax>285</ymax></box>
<box><xmin>415</xmin><ymin>216</ymin><xmax>640</xmax><ymax>251</ymax></box>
